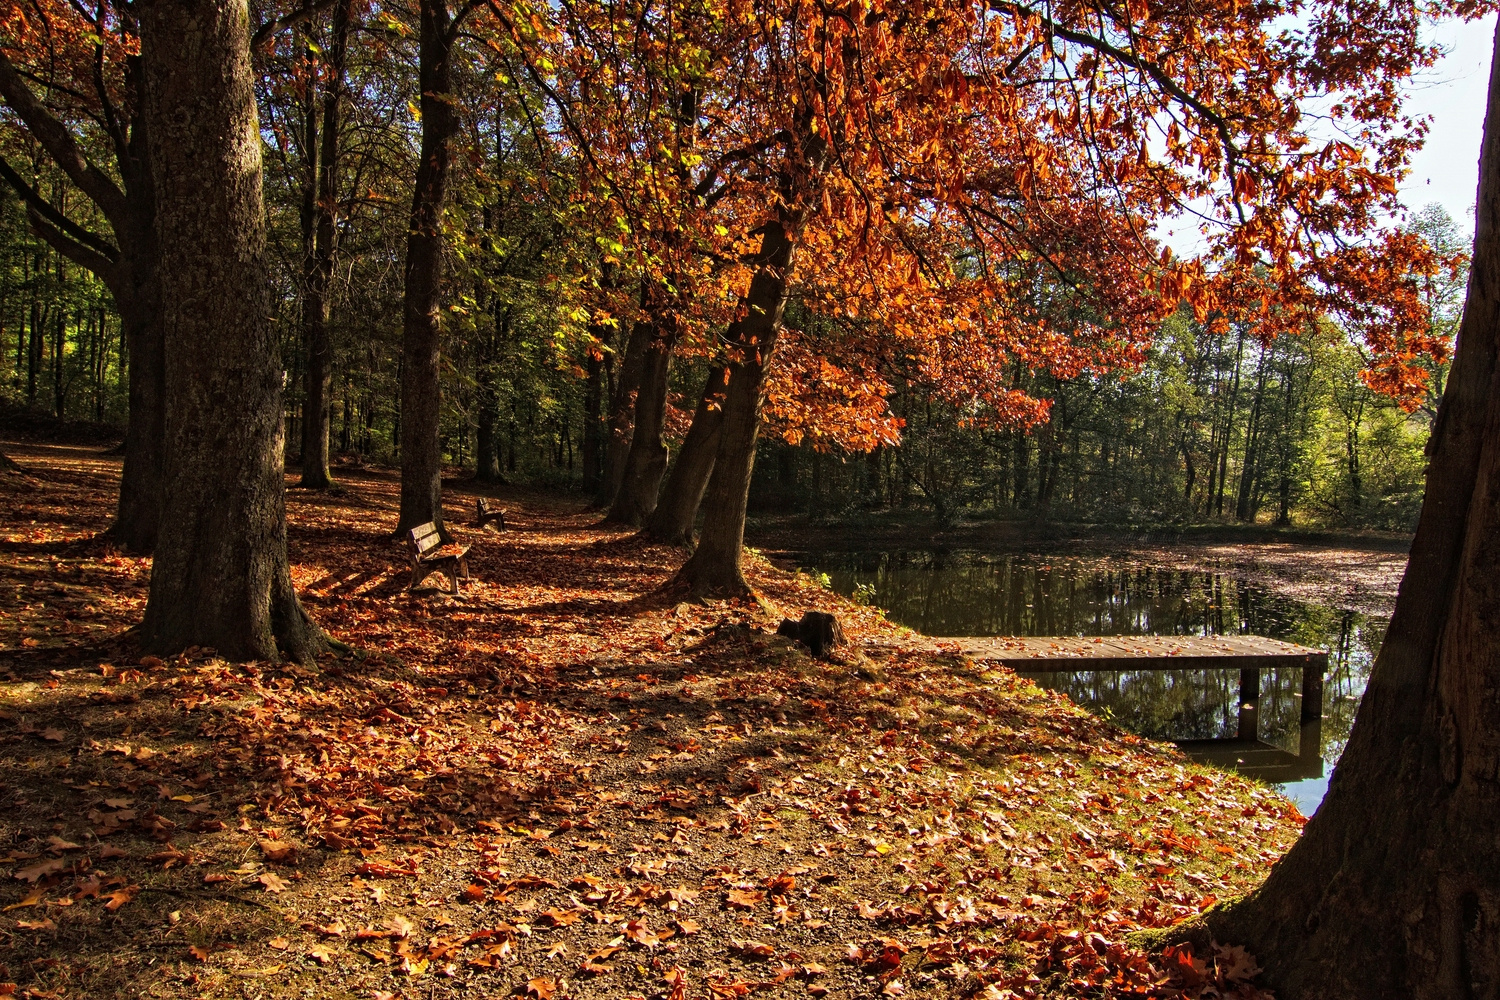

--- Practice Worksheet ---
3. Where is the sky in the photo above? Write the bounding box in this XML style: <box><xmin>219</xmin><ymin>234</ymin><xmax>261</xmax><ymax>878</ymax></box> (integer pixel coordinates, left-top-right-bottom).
<box><xmin>1155</xmin><ymin>15</ymin><xmax>1495</xmax><ymax>257</ymax></box>
<box><xmin>1401</xmin><ymin>14</ymin><xmax>1496</xmax><ymax>231</ymax></box>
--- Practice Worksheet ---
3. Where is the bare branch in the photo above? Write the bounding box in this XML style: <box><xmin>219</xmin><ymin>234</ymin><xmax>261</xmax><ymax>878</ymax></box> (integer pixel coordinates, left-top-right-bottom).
<box><xmin>0</xmin><ymin>50</ymin><xmax>128</xmax><ymax>225</ymax></box>
<box><xmin>0</xmin><ymin>154</ymin><xmax>120</xmax><ymax>265</ymax></box>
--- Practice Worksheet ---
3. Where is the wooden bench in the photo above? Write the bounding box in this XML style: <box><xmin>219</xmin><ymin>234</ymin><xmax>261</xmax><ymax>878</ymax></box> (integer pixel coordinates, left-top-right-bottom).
<box><xmin>406</xmin><ymin>521</ymin><xmax>470</xmax><ymax>594</ymax></box>
<box><xmin>474</xmin><ymin>497</ymin><xmax>506</xmax><ymax>531</ymax></box>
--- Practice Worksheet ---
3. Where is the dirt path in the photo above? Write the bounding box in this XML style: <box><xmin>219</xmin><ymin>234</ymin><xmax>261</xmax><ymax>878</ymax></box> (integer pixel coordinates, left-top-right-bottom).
<box><xmin>0</xmin><ymin>443</ymin><xmax>1297</xmax><ymax>1000</ymax></box>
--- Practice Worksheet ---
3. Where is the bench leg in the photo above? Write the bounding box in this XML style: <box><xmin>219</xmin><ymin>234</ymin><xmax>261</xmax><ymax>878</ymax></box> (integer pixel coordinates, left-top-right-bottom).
<box><xmin>409</xmin><ymin>563</ymin><xmax>424</xmax><ymax>592</ymax></box>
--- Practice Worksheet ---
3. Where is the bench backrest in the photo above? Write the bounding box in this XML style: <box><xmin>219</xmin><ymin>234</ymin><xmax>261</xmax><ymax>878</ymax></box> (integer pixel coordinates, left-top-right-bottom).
<box><xmin>408</xmin><ymin>521</ymin><xmax>443</xmax><ymax>556</ymax></box>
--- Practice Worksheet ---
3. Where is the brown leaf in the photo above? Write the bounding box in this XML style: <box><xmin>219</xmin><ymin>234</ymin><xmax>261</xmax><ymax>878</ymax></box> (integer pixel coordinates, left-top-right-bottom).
<box><xmin>2</xmin><ymin>890</ymin><xmax>43</xmax><ymax>911</ymax></box>
<box><xmin>104</xmin><ymin>885</ymin><xmax>140</xmax><ymax>910</ymax></box>
<box><xmin>188</xmin><ymin>945</ymin><xmax>210</xmax><ymax>962</ymax></box>
<box><xmin>14</xmin><ymin>859</ymin><xmax>64</xmax><ymax>883</ymax></box>
<box><xmin>259</xmin><ymin>840</ymin><xmax>297</xmax><ymax>864</ymax></box>
<box><xmin>524</xmin><ymin>976</ymin><xmax>557</xmax><ymax>999</ymax></box>
<box><xmin>539</xmin><ymin>907</ymin><xmax>580</xmax><ymax>927</ymax></box>
<box><xmin>257</xmin><ymin>872</ymin><xmax>290</xmax><ymax>893</ymax></box>
<box><xmin>729</xmin><ymin>938</ymin><xmax>775</xmax><ymax>959</ymax></box>
<box><xmin>724</xmin><ymin>888</ymin><xmax>763</xmax><ymax>909</ymax></box>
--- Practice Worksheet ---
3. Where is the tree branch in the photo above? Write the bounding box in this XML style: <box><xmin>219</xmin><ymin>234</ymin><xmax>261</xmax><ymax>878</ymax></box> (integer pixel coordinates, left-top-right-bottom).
<box><xmin>24</xmin><ymin>206</ymin><xmax>118</xmax><ymax>278</ymax></box>
<box><xmin>0</xmin><ymin>154</ymin><xmax>120</xmax><ymax>264</ymax></box>
<box><xmin>250</xmin><ymin>0</ymin><xmax>337</xmax><ymax>51</ymax></box>
<box><xmin>0</xmin><ymin>50</ymin><xmax>128</xmax><ymax>225</ymax></box>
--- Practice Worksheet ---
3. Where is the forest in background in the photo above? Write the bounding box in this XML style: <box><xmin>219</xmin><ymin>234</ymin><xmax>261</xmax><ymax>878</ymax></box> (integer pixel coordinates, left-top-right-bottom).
<box><xmin>0</xmin><ymin>184</ymin><xmax>1465</xmax><ymax>532</ymax></box>
<box><xmin>0</xmin><ymin>0</ymin><xmax>1468</xmax><ymax>545</ymax></box>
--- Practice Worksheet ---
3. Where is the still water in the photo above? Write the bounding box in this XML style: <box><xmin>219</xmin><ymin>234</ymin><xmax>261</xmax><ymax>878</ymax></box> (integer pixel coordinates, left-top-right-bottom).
<box><xmin>795</xmin><ymin>550</ymin><xmax>1385</xmax><ymax>815</ymax></box>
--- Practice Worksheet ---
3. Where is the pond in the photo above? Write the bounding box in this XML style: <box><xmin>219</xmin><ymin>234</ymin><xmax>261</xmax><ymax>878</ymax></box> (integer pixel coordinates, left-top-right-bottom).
<box><xmin>792</xmin><ymin>549</ymin><xmax>1385</xmax><ymax>816</ymax></box>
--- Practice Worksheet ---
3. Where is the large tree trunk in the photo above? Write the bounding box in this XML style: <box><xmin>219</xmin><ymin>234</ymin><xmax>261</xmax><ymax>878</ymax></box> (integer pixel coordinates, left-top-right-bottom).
<box><xmin>1191</xmin><ymin>26</ymin><xmax>1500</xmax><ymax>996</ymax></box>
<box><xmin>138</xmin><ymin>0</ymin><xmax>323</xmax><ymax>662</ymax></box>
<box><xmin>110</xmin><ymin>299</ymin><xmax>164</xmax><ymax>551</ymax></box>
<box><xmin>643</xmin><ymin>363</ymin><xmax>726</xmax><ymax>545</ymax></box>
<box><xmin>598</xmin><ymin>312</ymin><xmax>651</xmax><ymax>507</ymax></box>
<box><xmin>299</xmin><ymin>0</ymin><xmax>350</xmax><ymax>490</ymax></box>
<box><xmin>671</xmin><ymin>223</ymin><xmax>797</xmax><ymax>597</ymax></box>
<box><xmin>607</xmin><ymin>308</ymin><xmax>676</xmax><ymax>526</ymax></box>
<box><xmin>397</xmin><ymin>0</ymin><xmax>458</xmax><ymax>535</ymax></box>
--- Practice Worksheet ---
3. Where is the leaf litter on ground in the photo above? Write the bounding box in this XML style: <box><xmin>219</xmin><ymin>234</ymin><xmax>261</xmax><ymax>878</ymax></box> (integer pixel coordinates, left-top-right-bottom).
<box><xmin>0</xmin><ymin>442</ymin><xmax>1304</xmax><ymax>998</ymax></box>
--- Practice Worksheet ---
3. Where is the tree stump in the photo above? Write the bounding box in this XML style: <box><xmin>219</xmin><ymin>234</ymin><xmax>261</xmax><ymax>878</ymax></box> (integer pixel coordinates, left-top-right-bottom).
<box><xmin>777</xmin><ymin>611</ymin><xmax>845</xmax><ymax>659</ymax></box>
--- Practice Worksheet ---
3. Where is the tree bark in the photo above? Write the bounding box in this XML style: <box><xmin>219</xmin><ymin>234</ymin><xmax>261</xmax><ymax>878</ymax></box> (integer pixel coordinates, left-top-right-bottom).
<box><xmin>138</xmin><ymin>0</ymin><xmax>324</xmax><ymax>662</ymax></box>
<box><xmin>643</xmin><ymin>363</ymin><xmax>727</xmax><ymax>545</ymax></box>
<box><xmin>299</xmin><ymin>0</ymin><xmax>350</xmax><ymax>490</ymax></box>
<box><xmin>397</xmin><ymin>0</ymin><xmax>459</xmax><ymax>535</ymax></box>
<box><xmin>671</xmin><ymin>222</ymin><xmax>798</xmax><ymax>597</ymax></box>
<box><xmin>1190</xmin><ymin>25</ymin><xmax>1500</xmax><ymax>996</ymax></box>
<box><xmin>598</xmin><ymin>311</ymin><xmax>651</xmax><ymax>507</ymax></box>
<box><xmin>607</xmin><ymin>305</ymin><xmax>676</xmax><ymax>526</ymax></box>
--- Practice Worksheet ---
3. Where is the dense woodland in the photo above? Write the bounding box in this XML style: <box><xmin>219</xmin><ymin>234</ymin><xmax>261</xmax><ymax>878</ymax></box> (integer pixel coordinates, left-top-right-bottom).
<box><xmin>0</xmin><ymin>191</ymin><xmax>1468</xmax><ymax>531</ymax></box>
<box><xmin>2</xmin><ymin>0</ymin><xmax>1499</xmax><ymax>994</ymax></box>
<box><xmin>0</xmin><ymin>1</ymin><xmax>1468</xmax><ymax>534</ymax></box>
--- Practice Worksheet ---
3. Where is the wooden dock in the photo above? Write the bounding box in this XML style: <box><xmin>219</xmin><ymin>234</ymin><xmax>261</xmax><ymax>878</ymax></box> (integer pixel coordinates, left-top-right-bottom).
<box><xmin>939</xmin><ymin>634</ymin><xmax>1328</xmax><ymax>783</ymax></box>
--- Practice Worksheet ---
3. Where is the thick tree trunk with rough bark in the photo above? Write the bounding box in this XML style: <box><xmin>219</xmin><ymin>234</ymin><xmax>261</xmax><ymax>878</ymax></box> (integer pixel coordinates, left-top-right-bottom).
<box><xmin>138</xmin><ymin>0</ymin><xmax>324</xmax><ymax>662</ymax></box>
<box><xmin>111</xmin><ymin>297</ymin><xmax>164</xmax><ymax>551</ymax></box>
<box><xmin>1188</xmin><ymin>27</ymin><xmax>1500</xmax><ymax>996</ymax></box>
<box><xmin>644</xmin><ymin>363</ymin><xmax>727</xmax><ymax>545</ymax></box>
<box><xmin>598</xmin><ymin>313</ymin><xmax>651</xmax><ymax>507</ymax></box>
<box><xmin>299</xmin><ymin>0</ymin><xmax>349</xmax><ymax>490</ymax></box>
<box><xmin>672</xmin><ymin>223</ymin><xmax>797</xmax><ymax>597</ymax></box>
<box><xmin>397</xmin><ymin>0</ymin><xmax>458</xmax><ymax>535</ymax></box>
<box><xmin>607</xmin><ymin>309</ymin><xmax>676</xmax><ymax>526</ymax></box>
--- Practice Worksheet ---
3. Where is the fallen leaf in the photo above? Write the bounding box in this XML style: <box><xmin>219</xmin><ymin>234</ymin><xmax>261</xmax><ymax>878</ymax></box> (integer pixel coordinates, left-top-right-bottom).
<box><xmin>14</xmin><ymin>859</ymin><xmax>65</xmax><ymax>883</ymax></box>
<box><xmin>104</xmin><ymin>885</ymin><xmax>140</xmax><ymax>910</ymax></box>
<box><xmin>41</xmin><ymin>728</ymin><xmax>65</xmax><ymax>742</ymax></box>
<box><xmin>524</xmin><ymin>976</ymin><xmax>557</xmax><ymax>998</ymax></box>
<box><xmin>188</xmin><ymin>945</ymin><xmax>210</xmax><ymax>962</ymax></box>
<box><xmin>16</xmin><ymin>918</ymin><xmax>55</xmax><ymax>931</ymax></box>
<box><xmin>724</xmin><ymin>888</ymin><xmax>763</xmax><ymax>909</ymax></box>
<box><xmin>2</xmin><ymin>891</ymin><xmax>43</xmax><ymax>911</ymax></box>
<box><xmin>259</xmin><ymin>840</ymin><xmax>297</xmax><ymax>863</ymax></box>
<box><xmin>257</xmin><ymin>872</ymin><xmax>290</xmax><ymax>893</ymax></box>
<box><xmin>729</xmin><ymin>938</ymin><xmax>775</xmax><ymax>959</ymax></box>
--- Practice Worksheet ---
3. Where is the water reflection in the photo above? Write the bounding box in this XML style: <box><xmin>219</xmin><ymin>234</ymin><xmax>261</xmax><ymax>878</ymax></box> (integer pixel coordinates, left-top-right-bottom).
<box><xmin>798</xmin><ymin>550</ymin><xmax>1384</xmax><ymax>812</ymax></box>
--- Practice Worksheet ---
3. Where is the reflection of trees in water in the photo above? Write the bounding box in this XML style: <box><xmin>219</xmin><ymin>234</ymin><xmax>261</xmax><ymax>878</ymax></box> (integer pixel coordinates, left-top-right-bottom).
<box><xmin>814</xmin><ymin>550</ymin><xmax>1386</xmax><ymax>766</ymax></box>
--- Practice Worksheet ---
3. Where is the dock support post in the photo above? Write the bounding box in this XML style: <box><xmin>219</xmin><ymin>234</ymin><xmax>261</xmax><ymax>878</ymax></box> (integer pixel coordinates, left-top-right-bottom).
<box><xmin>1298</xmin><ymin>653</ymin><xmax>1327</xmax><ymax>773</ymax></box>
<box><xmin>1237</xmin><ymin>666</ymin><xmax>1260</xmax><ymax>741</ymax></box>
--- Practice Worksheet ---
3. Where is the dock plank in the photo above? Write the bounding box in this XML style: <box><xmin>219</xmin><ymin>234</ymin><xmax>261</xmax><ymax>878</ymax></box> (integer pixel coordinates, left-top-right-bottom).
<box><xmin>940</xmin><ymin>634</ymin><xmax>1327</xmax><ymax>672</ymax></box>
